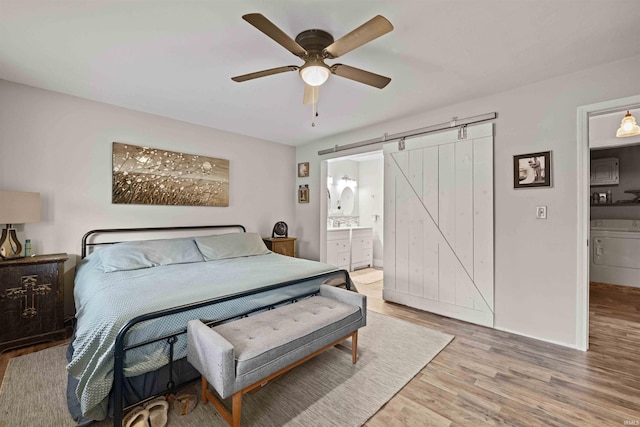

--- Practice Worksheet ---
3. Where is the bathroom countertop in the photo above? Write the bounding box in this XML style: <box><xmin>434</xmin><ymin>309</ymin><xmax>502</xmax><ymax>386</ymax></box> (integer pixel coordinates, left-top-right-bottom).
<box><xmin>327</xmin><ymin>226</ymin><xmax>373</xmax><ymax>231</ymax></box>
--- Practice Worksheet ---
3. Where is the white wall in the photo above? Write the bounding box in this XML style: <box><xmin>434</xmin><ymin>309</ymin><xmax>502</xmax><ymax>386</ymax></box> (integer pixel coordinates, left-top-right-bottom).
<box><xmin>295</xmin><ymin>54</ymin><xmax>640</xmax><ymax>348</ymax></box>
<box><xmin>0</xmin><ymin>80</ymin><xmax>296</xmax><ymax>316</ymax></box>
<box><xmin>358</xmin><ymin>158</ymin><xmax>384</xmax><ymax>267</ymax></box>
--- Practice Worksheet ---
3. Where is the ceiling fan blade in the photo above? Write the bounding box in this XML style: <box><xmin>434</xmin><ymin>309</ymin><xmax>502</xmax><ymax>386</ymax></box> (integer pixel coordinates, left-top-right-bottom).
<box><xmin>242</xmin><ymin>13</ymin><xmax>307</xmax><ymax>58</ymax></box>
<box><xmin>330</xmin><ymin>64</ymin><xmax>391</xmax><ymax>89</ymax></box>
<box><xmin>231</xmin><ymin>65</ymin><xmax>299</xmax><ymax>82</ymax></box>
<box><xmin>303</xmin><ymin>84</ymin><xmax>320</xmax><ymax>104</ymax></box>
<box><xmin>323</xmin><ymin>15</ymin><xmax>393</xmax><ymax>59</ymax></box>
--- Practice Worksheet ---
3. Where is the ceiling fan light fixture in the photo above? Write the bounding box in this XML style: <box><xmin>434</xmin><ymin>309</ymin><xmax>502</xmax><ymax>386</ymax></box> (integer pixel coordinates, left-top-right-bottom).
<box><xmin>300</xmin><ymin>60</ymin><xmax>330</xmax><ymax>87</ymax></box>
<box><xmin>616</xmin><ymin>110</ymin><xmax>640</xmax><ymax>138</ymax></box>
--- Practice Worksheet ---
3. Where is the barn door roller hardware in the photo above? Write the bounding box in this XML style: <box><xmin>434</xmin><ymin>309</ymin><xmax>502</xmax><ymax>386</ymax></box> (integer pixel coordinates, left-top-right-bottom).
<box><xmin>318</xmin><ymin>112</ymin><xmax>497</xmax><ymax>155</ymax></box>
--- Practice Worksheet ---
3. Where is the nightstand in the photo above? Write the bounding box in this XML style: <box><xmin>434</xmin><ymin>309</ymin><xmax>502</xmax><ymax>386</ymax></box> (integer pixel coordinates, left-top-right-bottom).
<box><xmin>0</xmin><ymin>253</ymin><xmax>68</xmax><ymax>353</ymax></box>
<box><xmin>263</xmin><ymin>237</ymin><xmax>297</xmax><ymax>257</ymax></box>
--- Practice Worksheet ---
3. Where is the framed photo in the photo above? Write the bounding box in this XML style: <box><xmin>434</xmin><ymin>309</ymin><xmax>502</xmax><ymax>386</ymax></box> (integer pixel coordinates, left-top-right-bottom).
<box><xmin>298</xmin><ymin>185</ymin><xmax>309</xmax><ymax>203</ymax></box>
<box><xmin>514</xmin><ymin>151</ymin><xmax>552</xmax><ymax>188</ymax></box>
<box><xmin>298</xmin><ymin>162</ymin><xmax>309</xmax><ymax>177</ymax></box>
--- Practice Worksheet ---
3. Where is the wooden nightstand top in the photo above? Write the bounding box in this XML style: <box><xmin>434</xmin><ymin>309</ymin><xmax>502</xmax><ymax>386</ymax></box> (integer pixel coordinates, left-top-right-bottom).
<box><xmin>0</xmin><ymin>253</ymin><xmax>68</xmax><ymax>267</ymax></box>
<box><xmin>262</xmin><ymin>237</ymin><xmax>296</xmax><ymax>258</ymax></box>
<box><xmin>262</xmin><ymin>237</ymin><xmax>296</xmax><ymax>242</ymax></box>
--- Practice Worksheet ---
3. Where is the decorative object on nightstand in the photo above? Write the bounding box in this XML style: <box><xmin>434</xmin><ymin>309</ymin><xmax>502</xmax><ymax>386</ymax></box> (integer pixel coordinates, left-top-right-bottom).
<box><xmin>272</xmin><ymin>221</ymin><xmax>288</xmax><ymax>238</ymax></box>
<box><xmin>263</xmin><ymin>237</ymin><xmax>297</xmax><ymax>257</ymax></box>
<box><xmin>0</xmin><ymin>253</ymin><xmax>68</xmax><ymax>353</ymax></box>
<box><xmin>0</xmin><ymin>191</ymin><xmax>41</xmax><ymax>259</ymax></box>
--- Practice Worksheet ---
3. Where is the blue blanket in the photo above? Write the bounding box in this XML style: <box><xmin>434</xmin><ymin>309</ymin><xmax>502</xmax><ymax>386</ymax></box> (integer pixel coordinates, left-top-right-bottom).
<box><xmin>69</xmin><ymin>252</ymin><xmax>340</xmax><ymax>420</ymax></box>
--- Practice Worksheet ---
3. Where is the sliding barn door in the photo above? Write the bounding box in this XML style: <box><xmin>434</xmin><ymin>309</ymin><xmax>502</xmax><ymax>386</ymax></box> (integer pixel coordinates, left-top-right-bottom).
<box><xmin>383</xmin><ymin>123</ymin><xmax>494</xmax><ymax>327</ymax></box>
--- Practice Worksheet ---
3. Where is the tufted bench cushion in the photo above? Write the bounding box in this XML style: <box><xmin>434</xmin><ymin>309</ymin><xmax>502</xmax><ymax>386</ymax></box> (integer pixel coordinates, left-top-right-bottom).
<box><xmin>187</xmin><ymin>284</ymin><xmax>366</xmax><ymax>426</ymax></box>
<box><xmin>216</xmin><ymin>294</ymin><xmax>362</xmax><ymax>380</ymax></box>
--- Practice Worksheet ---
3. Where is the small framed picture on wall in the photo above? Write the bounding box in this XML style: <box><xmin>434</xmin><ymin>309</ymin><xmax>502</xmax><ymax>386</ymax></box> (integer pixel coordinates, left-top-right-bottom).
<box><xmin>298</xmin><ymin>185</ymin><xmax>309</xmax><ymax>203</ymax></box>
<box><xmin>513</xmin><ymin>151</ymin><xmax>552</xmax><ymax>188</ymax></box>
<box><xmin>298</xmin><ymin>162</ymin><xmax>309</xmax><ymax>177</ymax></box>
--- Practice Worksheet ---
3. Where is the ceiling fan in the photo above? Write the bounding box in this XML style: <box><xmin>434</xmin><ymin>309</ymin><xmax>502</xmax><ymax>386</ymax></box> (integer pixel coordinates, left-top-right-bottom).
<box><xmin>231</xmin><ymin>13</ymin><xmax>393</xmax><ymax>105</ymax></box>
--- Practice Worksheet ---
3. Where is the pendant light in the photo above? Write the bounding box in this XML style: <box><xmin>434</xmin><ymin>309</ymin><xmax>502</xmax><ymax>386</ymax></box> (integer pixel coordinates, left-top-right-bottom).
<box><xmin>616</xmin><ymin>110</ymin><xmax>640</xmax><ymax>138</ymax></box>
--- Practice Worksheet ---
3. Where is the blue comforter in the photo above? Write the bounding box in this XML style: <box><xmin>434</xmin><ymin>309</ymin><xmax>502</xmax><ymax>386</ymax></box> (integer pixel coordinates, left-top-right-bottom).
<box><xmin>68</xmin><ymin>252</ymin><xmax>340</xmax><ymax>420</ymax></box>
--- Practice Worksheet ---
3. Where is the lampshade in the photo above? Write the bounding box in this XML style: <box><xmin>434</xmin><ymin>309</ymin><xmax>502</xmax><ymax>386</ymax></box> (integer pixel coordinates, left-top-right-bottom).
<box><xmin>616</xmin><ymin>110</ymin><xmax>640</xmax><ymax>138</ymax></box>
<box><xmin>0</xmin><ymin>191</ymin><xmax>41</xmax><ymax>224</ymax></box>
<box><xmin>300</xmin><ymin>60</ymin><xmax>330</xmax><ymax>87</ymax></box>
<box><xmin>0</xmin><ymin>191</ymin><xmax>40</xmax><ymax>259</ymax></box>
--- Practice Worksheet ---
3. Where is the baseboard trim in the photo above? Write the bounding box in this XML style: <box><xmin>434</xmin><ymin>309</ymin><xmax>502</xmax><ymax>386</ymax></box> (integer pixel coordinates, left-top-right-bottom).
<box><xmin>493</xmin><ymin>325</ymin><xmax>582</xmax><ymax>351</ymax></box>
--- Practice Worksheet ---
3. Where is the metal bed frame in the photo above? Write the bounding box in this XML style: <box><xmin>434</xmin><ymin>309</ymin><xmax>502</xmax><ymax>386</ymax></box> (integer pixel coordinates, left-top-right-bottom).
<box><xmin>79</xmin><ymin>225</ymin><xmax>351</xmax><ymax>426</ymax></box>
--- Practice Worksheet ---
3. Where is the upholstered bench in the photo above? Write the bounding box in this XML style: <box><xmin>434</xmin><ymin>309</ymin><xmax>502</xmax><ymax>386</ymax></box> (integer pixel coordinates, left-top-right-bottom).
<box><xmin>187</xmin><ymin>284</ymin><xmax>367</xmax><ymax>427</ymax></box>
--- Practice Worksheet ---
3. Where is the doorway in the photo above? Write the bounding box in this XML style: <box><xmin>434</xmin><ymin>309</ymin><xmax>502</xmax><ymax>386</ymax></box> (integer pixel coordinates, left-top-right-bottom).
<box><xmin>323</xmin><ymin>151</ymin><xmax>385</xmax><ymax>298</ymax></box>
<box><xmin>576</xmin><ymin>95</ymin><xmax>640</xmax><ymax>350</ymax></box>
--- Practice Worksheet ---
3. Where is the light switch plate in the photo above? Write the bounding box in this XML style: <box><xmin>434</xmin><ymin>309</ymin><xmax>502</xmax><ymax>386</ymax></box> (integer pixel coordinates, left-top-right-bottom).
<box><xmin>536</xmin><ymin>206</ymin><xmax>547</xmax><ymax>219</ymax></box>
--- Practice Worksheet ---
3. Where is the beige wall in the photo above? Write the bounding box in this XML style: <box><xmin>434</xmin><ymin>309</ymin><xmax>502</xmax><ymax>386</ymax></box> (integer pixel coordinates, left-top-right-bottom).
<box><xmin>0</xmin><ymin>80</ymin><xmax>296</xmax><ymax>316</ymax></box>
<box><xmin>295</xmin><ymin>54</ymin><xmax>640</xmax><ymax>348</ymax></box>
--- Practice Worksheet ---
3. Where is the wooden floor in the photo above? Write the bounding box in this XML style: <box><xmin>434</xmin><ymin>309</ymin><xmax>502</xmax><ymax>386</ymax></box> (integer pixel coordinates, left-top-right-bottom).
<box><xmin>352</xmin><ymin>271</ymin><xmax>640</xmax><ymax>426</ymax></box>
<box><xmin>2</xmin><ymin>276</ymin><xmax>639</xmax><ymax>426</ymax></box>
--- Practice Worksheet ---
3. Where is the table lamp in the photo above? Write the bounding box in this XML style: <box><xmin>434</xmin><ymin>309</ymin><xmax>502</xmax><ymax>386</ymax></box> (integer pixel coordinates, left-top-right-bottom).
<box><xmin>0</xmin><ymin>191</ymin><xmax>41</xmax><ymax>259</ymax></box>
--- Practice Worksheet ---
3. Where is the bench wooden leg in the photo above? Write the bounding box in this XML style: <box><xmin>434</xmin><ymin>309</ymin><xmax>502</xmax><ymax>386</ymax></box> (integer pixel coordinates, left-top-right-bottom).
<box><xmin>201</xmin><ymin>376</ymin><xmax>235</xmax><ymax>426</ymax></box>
<box><xmin>232</xmin><ymin>392</ymin><xmax>243</xmax><ymax>427</ymax></box>
<box><xmin>352</xmin><ymin>330</ymin><xmax>358</xmax><ymax>364</ymax></box>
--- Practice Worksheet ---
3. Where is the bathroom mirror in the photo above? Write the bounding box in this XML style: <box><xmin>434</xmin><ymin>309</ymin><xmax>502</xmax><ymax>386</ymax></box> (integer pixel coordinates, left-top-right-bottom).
<box><xmin>340</xmin><ymin>187</ymin><xmax>355</xmax><ymax>215</ymax></box>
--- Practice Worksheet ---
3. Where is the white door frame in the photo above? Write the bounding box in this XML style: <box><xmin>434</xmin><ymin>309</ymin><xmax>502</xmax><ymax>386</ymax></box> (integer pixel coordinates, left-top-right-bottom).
<box><xmin>576</xmin><ymin>94</ymin><xmax>640</xmax><ymax>351</ymax></box>
<box><xmin>318</xmin><ymin>144</ymin><xmax>386</xmax><ymax>265</ymax></box>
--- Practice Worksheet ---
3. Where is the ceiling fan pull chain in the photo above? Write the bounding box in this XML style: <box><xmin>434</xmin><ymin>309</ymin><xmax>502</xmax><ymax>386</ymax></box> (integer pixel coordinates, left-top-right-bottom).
<box><xmin>312</xmin><ymin>102</ymin><xmax>316</xmax><ymax>127</ymax></box>
<box><xmin>312</xmin><ymin>87</ymin><xmax>318</xmax><ymax>127</ymax></box>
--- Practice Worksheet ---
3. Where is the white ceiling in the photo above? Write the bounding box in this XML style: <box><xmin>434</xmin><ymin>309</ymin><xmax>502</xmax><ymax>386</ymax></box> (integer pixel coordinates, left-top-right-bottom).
<box><xmin>2</xmin><ymin>0</ymin><xmax>640</xmax><ymax>147</ymax></box>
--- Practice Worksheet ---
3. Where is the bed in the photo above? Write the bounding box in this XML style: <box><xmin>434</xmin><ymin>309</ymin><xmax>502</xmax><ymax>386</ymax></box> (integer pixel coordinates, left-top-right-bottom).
<box><xmin>66</xmin><ymin>225</ymin><xmax>352</xmax><ymax>426</ymax></box>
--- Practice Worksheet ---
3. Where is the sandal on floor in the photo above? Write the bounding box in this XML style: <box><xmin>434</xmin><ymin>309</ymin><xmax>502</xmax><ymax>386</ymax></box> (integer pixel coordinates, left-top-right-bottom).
<box><xmin>122</xmin><ymin>406</ymin><xmax>149</xmax><ymax>427</ymax></box>
<box><xmin>171</xmin><ymin>388</ymin><xmax>198</xmax><ymax>416</ymax></box>
<box><xmin>144</xmin><ymin>397</ymin><xmax>169</xmax><ymax>427</ymax></box>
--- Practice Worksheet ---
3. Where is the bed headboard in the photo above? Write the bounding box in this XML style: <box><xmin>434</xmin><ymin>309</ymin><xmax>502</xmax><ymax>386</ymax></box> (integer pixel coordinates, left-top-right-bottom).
<box><xmin>81</xmin><ymin>224</ymin><xmax>246</xmax><ymax>258</ymax></box>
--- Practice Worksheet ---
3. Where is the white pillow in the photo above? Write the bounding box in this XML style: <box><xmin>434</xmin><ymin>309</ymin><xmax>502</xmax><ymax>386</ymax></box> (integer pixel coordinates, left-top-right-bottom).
<box><xmin>99</xmin><ymin>238</ymin><xmax>204</xmax><ymax>272</ymax></box>
<box><xmin>195</xmin><ymin>232</ymin><xmax>270</xmax><ymax>261</ymax></box>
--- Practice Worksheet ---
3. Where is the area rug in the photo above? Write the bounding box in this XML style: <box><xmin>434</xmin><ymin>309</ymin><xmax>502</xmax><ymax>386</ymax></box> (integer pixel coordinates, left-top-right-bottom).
<box><xmin>351</xmin><ymin>269</ymin><xmax>383</xmax><ymax>285</ymax></box>
<box><xmin>0</xmin><ymin>311</ymin><xmax>453</xmax><ymax>427</ymax></box>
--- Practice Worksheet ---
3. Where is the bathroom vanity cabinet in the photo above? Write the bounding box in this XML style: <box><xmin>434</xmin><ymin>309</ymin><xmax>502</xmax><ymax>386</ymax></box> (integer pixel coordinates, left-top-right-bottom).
<box><xmin>327</xmin><ymin>229</ymin><xmax>350</xmax><ymax>270</ymax></box>
<box><xmin>350</xmin><ymin>228</ymin><xmax>373</xmax><ymax>270</ymax></box>
<box><xmin>326</xmin><ymin>227</ymin><xmax>373</xmax><ymax>271</ymax></box>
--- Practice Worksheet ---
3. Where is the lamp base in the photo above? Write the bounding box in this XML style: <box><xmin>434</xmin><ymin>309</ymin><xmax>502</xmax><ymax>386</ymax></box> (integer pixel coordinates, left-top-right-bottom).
<box><xmin>0</xmin><ymin>226</ymin><xmax>23</xmax><ymax>259</ymax></box>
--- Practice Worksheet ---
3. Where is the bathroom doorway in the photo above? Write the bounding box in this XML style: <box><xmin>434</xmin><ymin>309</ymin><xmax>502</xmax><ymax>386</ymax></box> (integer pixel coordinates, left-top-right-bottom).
<box><xmin>325</xmin><ymin>151</ymin><xmax>384</xmax><ymax>300</ymax></box>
